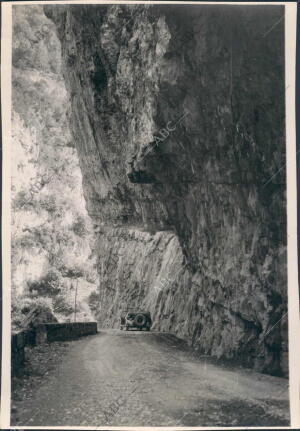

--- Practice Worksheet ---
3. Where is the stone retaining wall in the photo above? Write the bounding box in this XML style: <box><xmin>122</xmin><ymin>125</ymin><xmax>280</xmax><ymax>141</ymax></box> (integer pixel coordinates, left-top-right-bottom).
<box><xmin>12</xmin><ymin>329</ymin><xmax>35</xmax><ymax>375</ymax></box>
<box><xmin>35</xmin><ymin>322</ymin><xmax>98</xmax><ymax>342</ymax></box>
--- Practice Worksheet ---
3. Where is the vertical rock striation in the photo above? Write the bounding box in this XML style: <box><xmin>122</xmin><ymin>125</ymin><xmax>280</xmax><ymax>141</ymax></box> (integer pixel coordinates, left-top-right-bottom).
<box><xmin>45</xmin><ymin>4</ymin><xmax>287</xmax><ymax>375</ymax></box>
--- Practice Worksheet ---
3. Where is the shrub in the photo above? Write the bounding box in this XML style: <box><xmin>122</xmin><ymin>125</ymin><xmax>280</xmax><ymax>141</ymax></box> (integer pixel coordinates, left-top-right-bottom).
<box><xmin>88</xmin><ymin>290</ymin><xmax>100</xmax><ymax>315</ymax></box>
<box><xmin>12</xmin><ymin>296</ymin><xmax>55</xmax><ymax>329</ymax></box>
<box><xmin>27</xmin><ymin>269</ymin><xmax>61</xmax><ymax>296</ymax></box>
<box><xmin>39</xmin><ymin>194</ymin><xmax>57</xmax><ymax>214</ymax></box>
<box><xmin>53</xmin><ymin>295</ymin><xmax>74</xmax><ymax>316</ymax></box>
<box><xmin>71</xmin><ymin>215</ymin><xmax>86</xmax><ymax>237</ymax></box>
<box><xmin>12</xmin><ymin>190</ymin><xmax>33</xmax><ymax>211</ymax></box>
<box><xmin>60</xmin><ymin>266</ymin><xmax>84</xmax><ymax>279</ymax></box>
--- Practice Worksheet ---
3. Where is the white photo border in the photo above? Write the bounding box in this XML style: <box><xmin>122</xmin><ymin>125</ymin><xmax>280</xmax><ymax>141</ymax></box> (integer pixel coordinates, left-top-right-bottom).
<box><xmin>1</xmin><ymin>1</ymin><xmax>299</xmax><ymax>429</ymax></box>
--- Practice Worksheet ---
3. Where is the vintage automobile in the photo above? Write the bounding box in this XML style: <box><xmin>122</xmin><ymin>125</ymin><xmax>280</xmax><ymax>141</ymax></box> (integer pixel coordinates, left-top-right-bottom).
<box><xmin>120</xmin><ymin>311</ymin><xmax>152</xmax><ymax>331</ymax></box>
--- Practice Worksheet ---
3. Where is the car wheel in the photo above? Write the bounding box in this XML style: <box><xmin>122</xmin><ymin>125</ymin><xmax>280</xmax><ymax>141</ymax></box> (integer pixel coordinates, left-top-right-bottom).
<box><xmin>134</xmin><ymin>314</ymin><xmax>147</xmax><ymax>328</ymax></box>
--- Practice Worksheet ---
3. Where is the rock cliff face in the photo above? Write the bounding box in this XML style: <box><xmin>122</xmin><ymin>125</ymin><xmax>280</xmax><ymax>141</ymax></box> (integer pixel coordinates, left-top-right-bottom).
<box><xmin>45</xmin><ymin>4</ymin><xmax>287</xmax><ymax>375</ymax></box>
<box><xmin>11</xmin><ymin>6</ymin><xmax>98</xmax><ymax>327</ymax></box>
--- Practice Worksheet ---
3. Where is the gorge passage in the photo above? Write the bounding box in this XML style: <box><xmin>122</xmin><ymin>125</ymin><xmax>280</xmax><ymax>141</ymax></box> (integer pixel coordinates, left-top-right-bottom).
<box><xmin>45</xmin><ymin>4</ymin><xmax>287</xmax><ymax>376</ymax></box>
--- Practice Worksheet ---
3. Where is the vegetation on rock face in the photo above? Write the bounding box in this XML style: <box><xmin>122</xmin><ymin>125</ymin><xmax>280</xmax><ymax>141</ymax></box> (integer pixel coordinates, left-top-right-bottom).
<box><xmin>11</xmin><ymin>6</ymin><xmax>99</xmax><ymax>330</ymax></box>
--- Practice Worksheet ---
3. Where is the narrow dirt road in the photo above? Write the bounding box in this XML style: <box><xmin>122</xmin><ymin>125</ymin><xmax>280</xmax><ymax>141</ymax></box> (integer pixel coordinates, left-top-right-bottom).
<box><xmin>12</xmin><ymin>329</ymin><xmax>289</xmax><ymax>427</ymax></box>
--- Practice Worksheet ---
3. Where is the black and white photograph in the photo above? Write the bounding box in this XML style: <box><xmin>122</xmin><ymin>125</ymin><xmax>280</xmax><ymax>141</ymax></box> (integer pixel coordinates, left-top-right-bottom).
<box><xmin>1</xmin><ymin>0</ymin><xmax>299</xmax><ymax>428</ymax></box>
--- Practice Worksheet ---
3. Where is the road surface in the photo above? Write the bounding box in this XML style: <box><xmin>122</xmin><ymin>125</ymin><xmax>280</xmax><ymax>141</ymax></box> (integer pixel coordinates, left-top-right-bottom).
<box><xmin>12</xmin><ymin>329</ymin><xmax>289</xmax><ymax>427</ymax></box>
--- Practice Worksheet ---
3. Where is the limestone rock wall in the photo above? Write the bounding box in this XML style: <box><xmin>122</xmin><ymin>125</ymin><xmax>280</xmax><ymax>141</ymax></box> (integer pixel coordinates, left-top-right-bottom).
<box><xmin>11</xmin><ymin>5</ymin><xmax>98</xmax><ymax>326</ymax></box>
<box><xmin>45</xmin><ymin>4</ymin><xmax>287</xmax><ymax>375</ymax></box>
